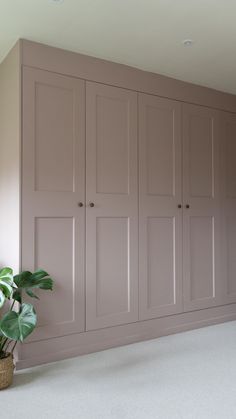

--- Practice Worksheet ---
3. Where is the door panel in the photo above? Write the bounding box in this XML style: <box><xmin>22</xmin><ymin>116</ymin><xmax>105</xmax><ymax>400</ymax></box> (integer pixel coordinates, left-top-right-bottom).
<box><xmin>86</xmin><ymin>82</ymin><xmax>138</xmax><ymax>330</ymax></box>
<box><xmin>96</xmin><ymin>95</ymin><xmax>129</xmax><ymax>195</ymax></box>
<box><xmin>34</xmin><ymin>217</ymin><xmax>75</xmax><ymax>327</ymax></box>
<box><xmin>139</xmin><ymin>94</ymin><xmax>183</xmax><ymax>320</ymax></box>
<box><xmin>225</xmin><ymin>120</ymin><xmax>236</xmax><ymax>199</ymax></box>
<box><xmin>220</xmin><ymin>113</ymin><xmax>236</xmax><ymax>303</ymax></box>
<box><xmin>188</xmin><ymin>114</ymin><xmax>214</xmax><ymax>198</ymax></box>
<box><xmin>22</xmin><ymin>67</ymin><xmax>85</xmax><ymax>341</ymax></box>
<box><xmin>189</xmin><ymin>216</ymin><xmax>215</xmax><ymax>301</ymax></box>
<box><xmin>183</xmin><ymin>104</ymin><xmax>221</xmax><ymax>310</ymax></box>
<box><xmin>95</xmin><ymin>217</ymin><xmax>130</xmax><ymax>317</ymax></box>
<box><xmin>226</xmin><ymin>216</ymin><xmax>236</xmax><ymax>295</ymax></box>
<box><xmin>34</xmin><ymin>82</ymin><xmax>75</xmax><ymax>192</ymax></box>
<box><xmin>146</xmin><ymin>106</ymin><xmax>176</xmax><ymax>197</ymax></box>
<box><xmin>147</xmin><ymin>217</ymin><xmax>176</xmax><ymax>309</ymax></box>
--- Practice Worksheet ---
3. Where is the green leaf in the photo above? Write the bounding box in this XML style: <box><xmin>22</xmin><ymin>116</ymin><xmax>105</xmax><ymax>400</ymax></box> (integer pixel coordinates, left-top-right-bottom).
<box><xmin>0</xmin><ymin>267</ymin><xmax>13</xmax><ymax>278</ymax></box>
<box><xmin>30</xmin><ymin>270</ymin><xmax>49</xmax><ymax>280</ymax></box>
<box><xmin>0</xmin><ymin>279</ymin><xmax>13</xmax><ymax>299</ymax></box>
<box><xmin>12</xmin><ymin>289</ymin><xmax>22</xmax><ymax>304</ymax></box>
<box><xmin>0</xmin><ymin>303</ymin><xmax>37</xmax><ymax>342</ymax></box>
<box><xmin>0</xmin><ymin>268</ymin><xmax>14</xmax><ymax>300</ymax></box>
<box><xmin>0</xmin><ymin>289</ymin><xmax>5</xmax><ymax>308</ymax></box>
<box><xmin>14</xmin><ymin>271</ymin><xmax>32</xmax><ymax>287</ymax></box>
<box><xmin>0</xmin><ymin>267</ymin><xmax>14</xmax><ymax>286</ymax></box>
<box><xmin>14</xmin><ymin>269</ymin><xmax>53</xmax><ymax>291</ymax></box>
<box><xmin>26</xmin><ymin>289</ymin><xmax>40</xmax><ymax>300</ymax></box>
<box><xmin>29</xmin><ymin>269</ymin><xmax>52</xmax><ymax>287</ymax></box>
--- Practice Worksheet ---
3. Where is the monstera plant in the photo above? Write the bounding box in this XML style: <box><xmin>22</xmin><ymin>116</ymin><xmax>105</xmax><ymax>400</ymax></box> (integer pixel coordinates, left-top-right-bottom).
<box><xmin>0</xmin><ymin>267</ymin><xmax>53</xmax><ymax>389</ymax></box>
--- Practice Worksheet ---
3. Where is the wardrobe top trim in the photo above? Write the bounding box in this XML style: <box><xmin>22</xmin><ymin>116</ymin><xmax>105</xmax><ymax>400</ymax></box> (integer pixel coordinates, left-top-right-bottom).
<box><xmin>19</xmin><ymin>39</ymin><xmax>236</xmax><ymax>114</ymax></box>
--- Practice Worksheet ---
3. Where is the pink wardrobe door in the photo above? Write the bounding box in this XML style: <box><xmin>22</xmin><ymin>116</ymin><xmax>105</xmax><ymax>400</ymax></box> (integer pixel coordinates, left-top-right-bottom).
<box><xmin>139</xmin><ymin>93</ymin><xmax>183</xmax><ymax>320</ymax></box>
<box><xmin>86</xmin><ymin>82</ymin><xmax>138</xmax><ymax>330</ymax></box>
<box><xmin>22</xmin><ymin>67</ymin><xmax>86</xmax><ymax>341</ymax></box>
<box><xmin>183</xmin><ymin>104</ymin><xmax>222</xmax><ymax>311</ymax></box>
<box><xmin>220</xmin><ymin>112</ymin><xmax>236</xmax><ymax>304</ymax></box>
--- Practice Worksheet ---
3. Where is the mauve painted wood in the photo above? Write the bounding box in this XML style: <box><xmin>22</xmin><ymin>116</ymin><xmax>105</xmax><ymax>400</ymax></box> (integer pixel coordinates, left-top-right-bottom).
<box><xmin>86</xmin><ymin>82</ymin><xmax>138</xmax><ymax>330</ymax></box>
<box><xmin>183</xmin><ymin>104</ymin><xmax>222</xmax><ymax>310</ymax></box>
<box><xmin>22</xmin><ymin>67</ymin><xmax>86</xmax><ymax>341</ymax></box>
<box><xmin>18</xmin><ymin>303</ymin><xmax>236</xmax><ymax>370</ymax></box>
<box><xmin>138</xmin><ymin>94</ymin><xmax>183</xmax><ymax>320</ymax></box>
<box><xmin>220</xmin><ymin>112</ymin><xmax>236</xmax><ymax>304</ymax></box>
<box><xmin>20</xmin><ymin>39</ymin><xmax>236</xmax><ymax>114</ymax></box>
<box><xmin>0</xmin><ymin>41</ymin><xmax>235</xmax><ymax>368</ymax></box>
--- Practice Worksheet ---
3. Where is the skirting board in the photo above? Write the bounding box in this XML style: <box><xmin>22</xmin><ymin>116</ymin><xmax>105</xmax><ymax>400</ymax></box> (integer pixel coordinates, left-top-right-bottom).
<box><xmin>16</xmin><ymin>302</ymin><xmax>236</xmax><ymax>370</ymax></box>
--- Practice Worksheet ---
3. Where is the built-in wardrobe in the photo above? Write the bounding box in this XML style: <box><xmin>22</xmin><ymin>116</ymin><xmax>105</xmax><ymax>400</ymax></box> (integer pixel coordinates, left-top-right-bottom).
<box><xmin>1</xmin><ymin>40</ymin><xmax>236</xmax><ymax>369</ymax></box>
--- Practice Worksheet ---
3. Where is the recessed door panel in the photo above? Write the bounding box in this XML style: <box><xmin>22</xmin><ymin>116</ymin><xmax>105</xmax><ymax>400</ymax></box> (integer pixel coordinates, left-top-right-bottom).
<box><xmin>225</xmin><ymin>121</ymin><xmax>236</xmax><ymax>199</ymax></box>
<box><xmin>22</xmin><ymin>67</ymin><xmax>85</xmax><ymax>341</ymax></box>
<box><xmin>34</xmin><ymin>217</ymin><xmax>75</xmax><ymax>327</ymax></box>
<box><xmin>189</xmin><ymin>216</ymin><xmax>215</xmax><ymax>301</ymax></box>
<box><xmin>139</xmin><ymin>94</ymin><xmax>183</xmax><ymax>320</ymax></box>
<box><xmin>226</xmin><ymin>216</ymin><xmax>236</xmax><ymax>295</ymax></box>
<box><xmin>86</xmin><ymin>82</ymin><xmax>138</xmax><ymax>330</ymax></box>
<box><xmin>96</xmin><ymin>95</ymin><xmax>129</xmax><ymax>195</ymax></box>
<box><xmin>35</xmin><ymin>82</ymin><xmax>75</xmax><ymax>192</ymax></box>
<box><xmin>96</xmin><ymin>217</ymin><xmax>129</xmax><ymax>317</ymax></box>
<box><xmin>183</xmin><ymin>104</ymin><xmax>221</xmax><ymax>311</ymax></box>
<box><xmin>189</xmin><ymin>114</ymin><xmax>214</xmax><ymax>198</ymax></box>
<box><xmin>147</xmin><ymin>217</ymin><xmax>176</xmax><ymax>309</ymax></box>
<box><xmin>146</xmin><ymin>106</ymin><xmax>175</xmax><ymax>197</ymax></box>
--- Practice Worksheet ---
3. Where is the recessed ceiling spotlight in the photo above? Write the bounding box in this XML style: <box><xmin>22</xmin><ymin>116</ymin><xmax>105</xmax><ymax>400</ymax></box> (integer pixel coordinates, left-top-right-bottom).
<box><xmin>182</xmin><ymin>39</ymin><xmax>194</xmax><ymax>47</ymax></box>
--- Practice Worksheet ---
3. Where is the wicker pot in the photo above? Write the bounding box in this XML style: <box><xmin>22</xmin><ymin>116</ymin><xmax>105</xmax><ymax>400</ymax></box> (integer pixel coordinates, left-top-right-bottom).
<box><xmin>0</xmin><ymin>354</ymin><xmax>14</xmax><ymax>390</ymax></box>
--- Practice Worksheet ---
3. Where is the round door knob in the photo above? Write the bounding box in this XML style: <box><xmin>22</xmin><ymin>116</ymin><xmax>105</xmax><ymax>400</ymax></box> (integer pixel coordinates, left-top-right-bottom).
<box><xmin>186</xmin><ymin>204</ymin><xmax>190</xmax><ymax>209</ymax></box>
<box><xmin>78</xmin><ymin>202</ymin><xmax>83</xmax><ymax>207</ymax></box>
<box><xmin>178</xmin><ymin>204</ymin><xmax>182</xmax><ymax>209</ymax></box>
<box><xmin>89</xmin><ymin>202</ymin><xmax>95</xmax><ymax>207</ymax></box>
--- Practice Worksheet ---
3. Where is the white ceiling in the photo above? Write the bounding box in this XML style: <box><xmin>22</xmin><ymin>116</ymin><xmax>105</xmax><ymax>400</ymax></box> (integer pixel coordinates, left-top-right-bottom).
<box><xmin>1</xmin><ymin>0</ymin><xmax>236</xmax><ymax>94</ymax></box>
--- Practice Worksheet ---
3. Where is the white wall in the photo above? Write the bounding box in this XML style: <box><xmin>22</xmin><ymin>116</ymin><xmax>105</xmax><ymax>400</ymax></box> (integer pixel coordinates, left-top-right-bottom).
<box><xmin>0</xmin><ymin>42</ymin><xmax>21</xmax><ymax>273</ymax></box>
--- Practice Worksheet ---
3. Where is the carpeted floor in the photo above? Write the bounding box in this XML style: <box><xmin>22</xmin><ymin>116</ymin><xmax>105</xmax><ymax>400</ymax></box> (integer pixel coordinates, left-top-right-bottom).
<box><xmin>2</xmin><ymin>321</ymin><xmax>236</xmax><ymax>419</ymax></box>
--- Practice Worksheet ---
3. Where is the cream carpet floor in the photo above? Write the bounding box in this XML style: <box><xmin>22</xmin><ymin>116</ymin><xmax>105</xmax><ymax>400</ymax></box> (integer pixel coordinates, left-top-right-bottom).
<box><xmin>2</xmin><ymin>321</ymin><xmax>236</xmax><ymax>419</ymax></box>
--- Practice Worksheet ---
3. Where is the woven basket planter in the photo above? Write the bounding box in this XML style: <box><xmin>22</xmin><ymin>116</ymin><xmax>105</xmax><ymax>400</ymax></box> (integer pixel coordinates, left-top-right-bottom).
<box><xmin>0</xmin><ymin>354</ymin><xmax>14</xmax><ymax>390</ymax></box>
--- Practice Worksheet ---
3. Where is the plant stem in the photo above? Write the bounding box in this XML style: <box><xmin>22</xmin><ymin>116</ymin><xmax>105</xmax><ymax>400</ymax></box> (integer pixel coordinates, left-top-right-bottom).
<box><xmin>1</xmin><ymin>337</ymin><xmax>8</xmax><ymax>349</ymax></box>
<box><xmin>2</xmin><ymin>338</ymin><xmax>11</xmax><ymax>353</ymax></box>
<box><xmin>0</xmin><ymin>336</ymin><xmax>7</xmax><ymax>351</ymax></box>
<box><xmin>0</xmin><ymin>299</ymin><xmax>17</xmax><ymax>354</ymax></box>
<box><xmin>10</xmin><ymin>299</ymin><xmax>15</xmax><ymax>311</ymax></box>
<box><xmin>11</xmin><ymin>340</ymin><xmax>17</xmax><ymax>355</ymax></box>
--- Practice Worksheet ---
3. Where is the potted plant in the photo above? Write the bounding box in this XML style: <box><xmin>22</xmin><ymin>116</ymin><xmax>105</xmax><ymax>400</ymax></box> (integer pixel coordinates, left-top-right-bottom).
<box><xmin>0</xmin><ymin>267</ymin><xmax>53</xmax><ymax>390</ymax></box>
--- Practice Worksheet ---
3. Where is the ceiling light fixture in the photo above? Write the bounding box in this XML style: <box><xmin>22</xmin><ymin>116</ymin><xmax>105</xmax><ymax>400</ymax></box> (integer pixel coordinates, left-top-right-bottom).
<box><xmin>51</xmin><ymin>0</ymin><xmax>64</xmax><ymax>4</ymax></box>
<box><xmin>182</xmin><ymin>39</ymin><xmax>194</xmax><ymax>47</ymax></box>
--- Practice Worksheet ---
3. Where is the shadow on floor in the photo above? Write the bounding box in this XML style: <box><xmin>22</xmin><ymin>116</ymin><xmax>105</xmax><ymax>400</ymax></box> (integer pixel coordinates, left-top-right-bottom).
<box><xmin>12</xmin><ymin>361</ymin><xmax>69</xmax><ymax>388</ymax></box>
<box><xmin>11</xmin><ymin>331</ymin><xmax>216</xmax><ymax>389</ymax></box>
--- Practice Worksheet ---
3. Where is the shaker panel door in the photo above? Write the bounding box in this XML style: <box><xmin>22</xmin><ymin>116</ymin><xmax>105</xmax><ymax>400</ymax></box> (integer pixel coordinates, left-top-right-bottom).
<box><xmin>139</xmin><ymin>94</ymin><xmax>183</xmax><ymax>320</ymax></box>
<box><xmin>86</xmin><ymin>82</ymin><xmax>138</xmax><ymax>330</ymax></box>
<box><xmin>183</xmin><ymin>104</ymin><xmax>221</xmax><ymax>311</ymax></box>
<box><xmin>22</xmin><ymin>67</ymin><xmax>86</xmax><ymax>341</ymax></box>
<box><xmin>220</xmin><ymin>112</ymin><xmax>236</xmax><ymax>304</ymax></box>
